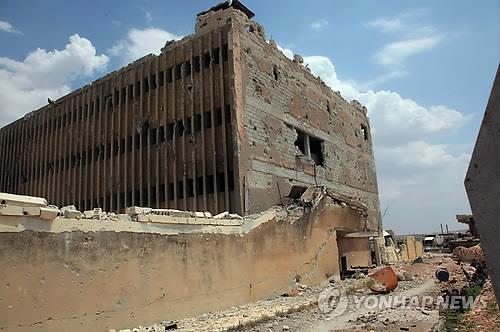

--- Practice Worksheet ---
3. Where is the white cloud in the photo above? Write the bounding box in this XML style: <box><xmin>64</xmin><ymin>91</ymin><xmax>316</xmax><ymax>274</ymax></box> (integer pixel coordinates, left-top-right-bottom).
<box><xmin>304</xmin><ymin>56</ymin><xmax>470</xmax><ymax>145</ymax></box>
<box><xmin>374</xmin><ymin>35</ymin><xmax>444</xmax><ymax>66</ymax></box>
<box><xmin>366</xmin><ymin>11</ymin><xmax>444</xmax><ymax>80</ymax></box>
<box><xmin>310</xmin><ymin>19</ymin><xmax>328</xmax><ymax>31</ymax></box>
<box><xmin>0</xmin><ymin>20</ymin><xmax>20</xmax><ymax>33</ymax></box>
<box><xmin>292</xmin><ymin>53</ymin><xmax>472</xmax><ymax>233</ymax></box>
<box><xmin>366</xmin><ymin>18</ymin><xmax>403</xmax><ymax>33</ymax></box>
<box><xmin>0</xmin><ymin>34</ymin><xmax>109</xmax><ymax>127</ymax></box>
<box><xmin>109</xmin><ymin>28</ymin><xmax>182</xmax><ymax>64</ymax></box>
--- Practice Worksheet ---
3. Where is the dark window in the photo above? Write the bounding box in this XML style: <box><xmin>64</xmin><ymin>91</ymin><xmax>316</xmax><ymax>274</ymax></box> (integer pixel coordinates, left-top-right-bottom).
<box><xmin>185</xmin><ymin>60</ymin><xmax>191</xmax><ymax>76</ymax></box>
<box><xmin>151</xmin><ymin>128</ymin><xmax>157</xmax><ymax>145</ymax></box>
<box><xmin>151</xmin><ymin>74</ymin><xmax>157</xmax><ymax>90</ymax></box>
<box><xmin>127</xmin><ymin>136</ymin><xmax>133</xmax><ymax>152</ymax></box>
<box><xmin>150</xmin><ymin>187</ymin><xmax>157</xmax><ymax>205</ymax></box>
<box><xmin>168</xmin><ymin>183</ymin><xmax>174</xmax><ymax>200</ymax></box>
<box><xmin>114</xmin><ymin>91</ymin><xmax>119</xmax><ymax>105</ymax></box>
<box><xmin>204</xmin><ymin>111</ymin><xmax>212</xmax><ymax>129</ymax></box>
<box><xmin>166</xmin><ymin>123</ymin><xmax>174</xmax><ymax>141</ymax></box>
<box><xmin>193</xmin><ymin>56</ymin><xmax>201</xmax><ymax>72</ymax></box>
<box><xmin>295</xmin><ymin>130</ymin><xmax>307</xmax><ymax>155</ymax></box>
<box><xmin>215</xmin><ymin>108</ymin><xmax>223</xmax><ymax>126</ymax></box>
<box><xmin>159</xmin><ymin>71</ymin><xmax>165</xmax><ymax>86</ymax></box>
<box><xmin>194</xmin><ymin>113</ymin><xmax>202</xmax><ymax>132</ymax></box>
<box><xmin>212</xmin><ymin>47</ymin><xmax>220</xmax><ymax>64</ymax></box>
<box><xmin>159</xmin><ymin>184</ymin><xmax>166</xmax><ymax>202</ymax></box>
<box><xmin>217</xmin><ymin>172</ymin><xmax>225</xmax><ymax>192</ymax></box>
<box><xmin>203</xmin><ymin>52</ymin><xmax>211</xmax><ymax>68</ymax></box>
<box><xmin>176</xmin><ymin>120</ymin><xmax>185</xmax><ymax>137</ymax></box>
<box><xmin>167</xmin><ymin>67</ymin><xmax>173</xmax><ymax>83</ymax></box>
<box><xmin>135</xmin><ymin>81</ymin><xmax>141</xmax><ymax>97</ymax></box>
<box><xmin>185</xmin><ymin>117</ymin><xmax>192</xmax><ymax>135</ymax></box>
<box><xmin>143</xmin><ymin>78</ymin><xmax>149</xmax><ymax>93</ymax></box>
<box><xmin>196</xmin><ymin>176</ymin><xmax>203</xmax><ymax>194</ymax></box>
<box><xmin>361</xmin><ymin>124</ymin><xmax>369</xmax><ymax>141</ymax></box>
<box><xmin>177</xmin><ymin>181</ymin><xmax>184</xmax><ymax>199</ymax></box>
<box><xmin>128</xmin><ymin>85</ymin><xmax>134</xmax><ymax>101</ymax></box>
<box><xmin>135</xmin><ymin>134</ymin><xmax>140</xmax><ymax>149</ymax></box>
<box><xmin>206</xmin><ymin>174</ymin><xmax>214</xmax><ymax>194</ymax></box>
<box><xmin>158</xmin><ymin>126</ymin><xmax>165</xmax><ymax>143</ymax></box>
<box><xmin>309</xmin><ymin>136</ymin><xmax>324</xmax><ymax>166</ymax></box>
<box><xmin>122</xmin><ymin>87</ymin><xmax>127</xmax><ymax>103</ymax></box>
<box><xmin>187</xmin><ymin>179</ymin><xmax>194</xmax><ymax>197</ymax></box>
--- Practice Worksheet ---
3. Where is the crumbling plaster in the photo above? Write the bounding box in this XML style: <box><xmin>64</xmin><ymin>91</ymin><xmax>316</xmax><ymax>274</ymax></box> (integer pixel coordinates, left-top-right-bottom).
<box><xmin>0</xmin><ymin>192</ymin><xmax>369</xmax><ymax>332</ymax></box>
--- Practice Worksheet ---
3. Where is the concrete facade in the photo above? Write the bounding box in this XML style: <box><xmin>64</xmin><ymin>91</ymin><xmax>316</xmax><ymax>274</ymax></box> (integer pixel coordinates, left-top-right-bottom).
<box><xmin>0</xmin><ymin>1</ymin><xmax>381</xmax><ymax>231</ymax></box>
<box><xmin>465</xmin><ymin>64</ymin><xmax>500</xmax><ymax>302</ymax></box>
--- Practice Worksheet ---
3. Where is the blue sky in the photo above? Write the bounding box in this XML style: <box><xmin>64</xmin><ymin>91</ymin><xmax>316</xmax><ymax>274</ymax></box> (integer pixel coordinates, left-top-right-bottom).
<box><xmin>0</xmin><ymin>0</ymin><xmax>499</xmax><ymax>234</ymax></box>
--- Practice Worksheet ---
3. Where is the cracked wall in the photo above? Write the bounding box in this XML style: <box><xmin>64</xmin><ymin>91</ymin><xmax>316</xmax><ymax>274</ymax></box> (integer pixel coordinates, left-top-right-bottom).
<box><xmin>0</xmin><ymin>195</ymin><xmax>368</xmax><ymax>332</ymax></box>
<box><xmin>229</xmin><ymin>12</ymin><xmax>382</xmax><ymax>231</ymax></box>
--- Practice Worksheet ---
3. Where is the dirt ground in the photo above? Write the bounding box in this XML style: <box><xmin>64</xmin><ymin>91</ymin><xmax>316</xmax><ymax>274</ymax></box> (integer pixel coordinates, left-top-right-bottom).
<box><xmin>119</xmin><ymin>254</ymin><xmax>499</xmax><ymax>332</ymax></box>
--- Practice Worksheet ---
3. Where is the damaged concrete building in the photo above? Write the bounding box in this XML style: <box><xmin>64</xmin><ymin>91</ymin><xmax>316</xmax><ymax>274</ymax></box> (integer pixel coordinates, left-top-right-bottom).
<box><xmin>0</xmin><ymin>2</ymin><xmax>383</xmax><ymax>330</ymax></box>
<box><xmin>0</xmin><ymin>0</ymin><xmax>381</xmax><ymax>231</ymax></box>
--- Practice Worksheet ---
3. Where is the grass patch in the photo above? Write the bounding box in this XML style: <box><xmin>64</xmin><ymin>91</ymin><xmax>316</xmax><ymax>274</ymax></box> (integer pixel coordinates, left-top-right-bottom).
<box><xmin>441</xmin><ymin>310</ymin><xmax>471</xmax><ymax>331</ymax></box>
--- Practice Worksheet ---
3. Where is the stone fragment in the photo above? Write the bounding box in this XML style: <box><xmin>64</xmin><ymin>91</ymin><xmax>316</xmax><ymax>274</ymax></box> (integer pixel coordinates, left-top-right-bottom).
<box><xmin>83</xmin><ymin>210</ymin><xmax>94</xmax><ymax>219</ymax></box>
<box><xmin>0</xmin><ymin>205</ymin><xmax>24</xmax><ymax>216</ymax></box>
<box><xmin>214</xmin><ymin>211</ymin><xmax>230</xmax><ymax>219</ymax></box>
<box><xmin>64</xmin><ymin>209</ymin><xmax>82</xmax><ymax>219</ymax></box>
<box><xmin>23</xmin><ymin>206</ymin><xmax>41</xmax><ymax>216</ymax></box>
<box><xmin>39</xmin><ymin>207</ymin><xmax>59</xmax><ymax>220</ymax></box>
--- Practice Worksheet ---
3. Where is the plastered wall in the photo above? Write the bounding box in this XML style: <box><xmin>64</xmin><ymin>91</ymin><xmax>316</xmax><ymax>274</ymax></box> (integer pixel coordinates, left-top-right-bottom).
<box><xmin>0</xmin><ymin>199</ymin><xmax>367</xmax><ymax>332</ymax></box>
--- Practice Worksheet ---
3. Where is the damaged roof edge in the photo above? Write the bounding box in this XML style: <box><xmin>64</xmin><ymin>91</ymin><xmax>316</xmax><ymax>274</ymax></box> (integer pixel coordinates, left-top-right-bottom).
<box><xmin>197</xmin><ymin>0</ymin><xmax>255</xmax><ymax>19</ymax></box>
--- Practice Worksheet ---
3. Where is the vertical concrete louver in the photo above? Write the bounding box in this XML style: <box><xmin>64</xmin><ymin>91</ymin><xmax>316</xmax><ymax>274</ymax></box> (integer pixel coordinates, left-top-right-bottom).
<box><xmin>0</xmin><ymin>1</ymin><xmax>382</xmax><ymax>231</ymax></box>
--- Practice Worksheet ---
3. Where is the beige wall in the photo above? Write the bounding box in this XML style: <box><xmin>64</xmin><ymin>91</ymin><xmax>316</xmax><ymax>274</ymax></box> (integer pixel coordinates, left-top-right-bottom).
<box><xmin>0</xmin><ymin>201</ymin><xmax>366</xmax><ymax>332</ymax></box>
<box><xmin>337</xmin><ymin>237</ymin><xmax>371</xmax><ymax>268</ymax></box>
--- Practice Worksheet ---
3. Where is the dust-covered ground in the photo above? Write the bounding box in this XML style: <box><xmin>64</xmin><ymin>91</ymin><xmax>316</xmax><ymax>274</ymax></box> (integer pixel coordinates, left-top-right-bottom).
<box><xmin>117</xmin><ymin>254</ymin><xmax>498</xmax><ymax>332</ymax></box>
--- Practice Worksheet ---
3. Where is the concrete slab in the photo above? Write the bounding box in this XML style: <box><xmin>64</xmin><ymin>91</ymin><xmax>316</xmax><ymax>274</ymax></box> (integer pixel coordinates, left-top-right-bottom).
<box><xmin>0</xmin><ymin>193</ymin><xmax>47</xmax><ymax>207</ymax></box>
<box><xmin>465</xmin><ymin>65</ymin><xmax>500</xmax><ymax>302</ymax></box>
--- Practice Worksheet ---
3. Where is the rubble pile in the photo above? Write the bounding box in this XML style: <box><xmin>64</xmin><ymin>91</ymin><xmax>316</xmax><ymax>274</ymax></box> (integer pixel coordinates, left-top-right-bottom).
<box><xmin>114</xmin><ymin>285</ymin><xmax>320</xmax><ymax>332</ymax></box>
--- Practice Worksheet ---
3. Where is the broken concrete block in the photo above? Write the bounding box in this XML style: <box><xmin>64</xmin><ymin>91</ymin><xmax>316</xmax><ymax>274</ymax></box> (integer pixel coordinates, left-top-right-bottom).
<box><xmin>214</xmin><ymin>211</ymin><xmax>229</xmax><ymax>219</ymax></box>
<box><xmin>126</xmin><ymin>206</ymin><xmax>143</xmax><ymax>215</ymax></box>
<box><xmin>228</xmin><ymin>213</ymin><xmax>243</xmax><ymax>220</ymax></box>
<box><xmin>0</xmin><ymin>205</ymin><xmax>24</xmax><ymax>216</ymax></box>
<box><xmin>64</xmin><ymin>209</ymin><xmax>82</xmax><ymax>219</ymax></box>
<box><xmin>39</xmin><ymin>207</ymin><xmax>59</xmax><ymax>220</ymax></box>
<box><xmin>23</xmin><ymin>206</ymin><xmax>41</xmax><ymax>216</ymax></box>
<box><xmin>194</xmin><ymin>211</ymin><xmax>205</xmax><ymax>218</ymax></box>
<box><xmin>0</xmin><ymin>193</ymin><xmax>47</xmax><ymax>207</ymax></box>
<box><xmin>203</xmin><ymin>211</ymin><xmax>213</xmax><ymax>218</ymax></box>
<box><xmin>93</xmin><ymin>208</ymin><xmax>103</xmax><ymax>219</ymax></box>
<box><xmin>83</xmin><ymin>210</ymin><xmax>94</xmax><ymax>219</ymax></box>
<box><xmin>126</xmin><ymin>206</ymin><xmax>152</xmax><ymax>215</ymax></box>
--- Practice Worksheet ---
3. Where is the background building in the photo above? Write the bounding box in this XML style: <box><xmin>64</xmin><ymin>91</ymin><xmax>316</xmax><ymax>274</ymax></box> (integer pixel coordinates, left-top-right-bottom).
<box><xmin>0</xmin><ymin>0</ymin><xmax>381</xmax><ymax>231</ymax></box>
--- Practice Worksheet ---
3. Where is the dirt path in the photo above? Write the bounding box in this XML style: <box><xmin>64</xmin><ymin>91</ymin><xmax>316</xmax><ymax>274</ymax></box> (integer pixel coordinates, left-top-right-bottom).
<box><xmin>308</xmin><ymin>279</ymin><xmax>438</xmax><ymax>331</ymax></box>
